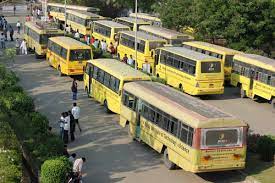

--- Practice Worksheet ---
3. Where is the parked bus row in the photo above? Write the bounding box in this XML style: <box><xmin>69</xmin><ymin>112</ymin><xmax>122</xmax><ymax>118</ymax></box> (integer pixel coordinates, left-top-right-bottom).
<box><xmin>25</xmin><ymin>3</ymin><xmax>275</xmax><ymax>109</ymax></box>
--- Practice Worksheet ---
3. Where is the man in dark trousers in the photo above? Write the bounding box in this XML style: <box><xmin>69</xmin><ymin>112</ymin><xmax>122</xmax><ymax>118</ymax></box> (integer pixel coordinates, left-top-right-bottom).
<box><xmin>9</xmin><ymin>25</ymin><xmax>14</xmax><ymax>41</ymax></box>
<box><xmin>71</xmin><ymin>78</ymin><xmax>78</xmax><ymax>100</ymax></box>
<box><xmin>68</xmin><ymin>110</ymin><xmax>75</xmax><ymax>141</ymax></box>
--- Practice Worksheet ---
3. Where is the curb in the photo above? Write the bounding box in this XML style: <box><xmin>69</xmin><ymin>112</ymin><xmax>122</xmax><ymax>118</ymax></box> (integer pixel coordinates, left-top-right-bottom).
<box><xmin>238</xmin><ymin>170</ymin><xmax>261</xmax><ymax>183</ymax></box>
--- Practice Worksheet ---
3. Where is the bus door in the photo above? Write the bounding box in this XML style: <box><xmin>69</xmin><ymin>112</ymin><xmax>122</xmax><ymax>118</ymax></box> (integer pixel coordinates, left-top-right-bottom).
<box><xmin>135</xmin><ymin>99</ymin><xmax>142</xmax><ymax>139</ymax></box>
<box><xmin>249</xmin><ymin>69</ymin><xmax>255</xmax><ymax>90</ymax></box>
<box><xmin>88</xmin><ymin>65</ymin><xmax>92</xmax><ymax>95</ymax></box>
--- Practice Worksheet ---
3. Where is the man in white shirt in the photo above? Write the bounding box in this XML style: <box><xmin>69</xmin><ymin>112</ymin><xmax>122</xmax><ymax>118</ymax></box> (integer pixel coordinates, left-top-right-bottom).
<box><xmin>72</xmin><ymin>103</ymin><xmax>81</xmax><ymax>132</ymax></box>
<box><xmin>63</xmin><ymin>112</ymin><xmax>70</xmax><ymax>144</ymax></box>
<box><xmin>101</xmin><ymin>40</ymin><xmax>107</xmax><ymax>52</ymax></box>
<box><xmin>71</xmin><ymin>157</ymin><xmax>86</xmax><ymax>181</ymax></box>
<box><xmin>16</xmin><ymin>21</ymin><xmax>21</xmax><ymax>34</ymax></box>
<box><xmin>74</xmin><ymin>31</ymin><xmax>80</xmax><ymax>40</ymax></box>
<box><xmin>127</xmin><ymin>55</ymin><xmax>134</xmax><ymax>66</ymax></box>
<box><xmin>20</xmin><ymin>39</ymin><xmax>27</xmax><ymax>55</ymax></box>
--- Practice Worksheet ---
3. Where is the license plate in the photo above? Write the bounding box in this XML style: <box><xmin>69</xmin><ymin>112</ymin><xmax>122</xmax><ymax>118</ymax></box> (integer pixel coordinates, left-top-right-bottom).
<box><xmin>209</xmin><ymin>84</ymin><xmax>214</xmax><ymax>88</ymax></box>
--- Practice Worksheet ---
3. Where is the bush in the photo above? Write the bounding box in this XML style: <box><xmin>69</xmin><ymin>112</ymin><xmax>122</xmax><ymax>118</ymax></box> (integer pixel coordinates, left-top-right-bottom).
<box><xmin>41</xmin><ymin>156</ymin><xmax>71</xmax><ymax>183</ymax></box>
<box><xmin>247</xmin><ymin>133</ymin><xmax>261</xmax><ymax>153</ymax></box>
<box><xmin>4</xmin><ymin>92</ymin><xmax>35</xmax><ymax>114</ymax></box>
<box><xmin>257</xmin><ymin>135</ymin><xmax>275</xmax><ymax>162</ymax></box>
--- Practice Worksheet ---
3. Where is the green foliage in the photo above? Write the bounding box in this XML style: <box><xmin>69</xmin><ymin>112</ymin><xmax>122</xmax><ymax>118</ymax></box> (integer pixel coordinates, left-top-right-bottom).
<box><xmin>0</xmin><ymin>65</ymin><xmax>19</xmax><ymax>90</ymax></box>
<box><xmin>41</xmin><ymin>156</ymin><xmax>71</xmax><ymax>183</ymax></box>
<box><xmin>257</xmin><ymin>135</ymin><xmax>275</xmax><ymax>162</ymax></box>
<box><xmin>0</xmin><ymin>121</ymin><xmax>22</xmax><ymax>183</ymax></box>
<box><xmin>156</xmin><ymin>0</ymin><xmax>275</xmax><ymax>55</ymax></box>
<box><xmin>3</xmin><ymin>48</ymin><xmax>17</xmax><ymax>62</ymax></box>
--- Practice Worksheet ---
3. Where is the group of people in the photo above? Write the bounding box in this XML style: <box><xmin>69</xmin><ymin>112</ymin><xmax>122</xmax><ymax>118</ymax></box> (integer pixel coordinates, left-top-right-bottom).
<box><xmin>122</xmin><ymin>54</ymin><xmax>135</xmax><ymax>67</ymax></box>
<box><xmin>59</xmin><ymin>102</ymin><xmax>81</xmax><ymax>144</ymax></box>
<box><xmin>92</xmin><ymin>38</ymin><xmax>117</xmax><ymax>55</ymax></box>
<box><xmin>0</xmin><ymin>16</ymin><xmax>17</xmax><ymax>49</ymax></box>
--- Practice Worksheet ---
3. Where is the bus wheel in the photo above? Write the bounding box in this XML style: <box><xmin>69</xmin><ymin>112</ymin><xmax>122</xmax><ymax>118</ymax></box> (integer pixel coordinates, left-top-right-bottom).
<box><xmin>163</xmin><ymin>148</ymin><xmax>176</xmax><ymax>170</ymax></box>
<box><xmin>271</xmin><ymin>98</ymin><xmax>275</xmax><ymax>109</ymax></box>
<box><xmin>104</xmin><ymin>100</ymin><xmax>111</xmax><ymax>113</ymax></box>
<box><xmin>240</xmin><ymin>88</ymin><xmax>246</xmax><ymax>98</ymax></box>
<box><xmin>58</xmin><ymin>66</ymin><xmax>63</xmax><ymax>77</ymax></box>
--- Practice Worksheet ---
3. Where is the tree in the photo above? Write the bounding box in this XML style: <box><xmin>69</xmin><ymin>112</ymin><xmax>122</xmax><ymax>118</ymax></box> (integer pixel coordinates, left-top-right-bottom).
<box><xmin>155</xmin><ymin>0</ymin><xmax>193</xmax><ymax>31</ymax></box>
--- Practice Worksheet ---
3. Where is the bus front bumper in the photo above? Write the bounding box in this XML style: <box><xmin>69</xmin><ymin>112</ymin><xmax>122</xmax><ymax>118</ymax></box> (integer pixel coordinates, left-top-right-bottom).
<box><xmin>192</xmin><ymin>87</ymin><xmax>224</xmax><ymax>95</ymax></box>
<box><xmin>67</xmin><ymin>69</ymin><xmax>84</xmax><ymax>76</ymax></box>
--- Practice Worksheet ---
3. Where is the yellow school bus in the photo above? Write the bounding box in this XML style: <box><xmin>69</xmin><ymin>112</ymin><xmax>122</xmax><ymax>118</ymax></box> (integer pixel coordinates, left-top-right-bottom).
<box><xmin>47</xmin><ymin>3</ymin><xmax>100</xmax><ymax>22</ymax></box>
<box><xmin>155</xmin><ymin>47</ymin><xmax>224</xmax><ymax>95</ymax></box>
<box><xmin>66</xmin><ymin>10</ymin><xmax>107</xmax><ymax>36</ymax></box>
<box><xmin>24</xmin><ymin>21</ymin><xmax>63</xmax><ymax>58</ymax></box>
<box><xmin>46</xmin><ymin>36</ymin><xmax>92</xmax><ymax>76</ymax></box>
<box><xmin>129</xmin><ymin>13</ymin><xmax>162</xmax><ymax>27</ymax></box>
<box><xmin>83</xmin><ymin>59</ymin><xmax>151</xmax><ymax>114</ymax></box>
<box><xmin>231</xmin><ymin>54</ymin><xmax>275</xmax><ymax>108</ymax></box>
<box><xmin>114</xmin><ymin>17</ymin><xmax>151</xmax><ymax>31</ymax></box>
<box><xmin>182</xmin><ymin>41</ymin><xmax>241</xmax><ymax>81</ymax></box>
<box><xmin>139</xmin><ymin>25</ymin><xmax>193</xmax><ymax>46</ymax></box>
<box><xmin>117</xmin><ymin>31</ymin><xmax>166</xmax><ymax>74</ymax></box>
<box><xmin>120</xmin><ymin>81</ymin><xmax>247</xmax><ymax>172</ymax></box>
<box><xmin>92</xmin><ymin>20</ymin><xmax>130</xmax><ymax>46</ymax></box>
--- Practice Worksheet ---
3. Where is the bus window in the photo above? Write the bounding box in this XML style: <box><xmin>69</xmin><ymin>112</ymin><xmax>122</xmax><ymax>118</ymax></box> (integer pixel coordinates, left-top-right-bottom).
<box><xmin>70</xmin><ymin>49</ymin><xmax>91</xmax><ymax>61</ymax></box>
<box><xmin>201</xmin><ymin>62</ymin><xmax>221</xmax><ymax>73</ymax></box>
<box><xmin>225</xmin><ymin>55</ymin><xmax>234</xmax><ymax>67</ymax></box>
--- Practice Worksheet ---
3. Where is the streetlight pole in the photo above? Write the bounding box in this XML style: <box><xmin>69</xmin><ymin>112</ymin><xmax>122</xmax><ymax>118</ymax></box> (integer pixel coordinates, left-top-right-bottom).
<box><xmin>134</xmin><ymin>0</ymin><xmax>138</xmax><ymax>70</ymax></box>
<box><xmin>64</xmin><ymin>0</ymin><xmax>67</xmax><ymax>35</ymax></box>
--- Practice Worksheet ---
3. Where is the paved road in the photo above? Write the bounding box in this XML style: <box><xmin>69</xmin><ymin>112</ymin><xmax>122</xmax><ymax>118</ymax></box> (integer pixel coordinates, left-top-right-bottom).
<box><xmin>10</xmin><ymin>55</ymin><xmax>266</xmax><ymax>183</ymax></box>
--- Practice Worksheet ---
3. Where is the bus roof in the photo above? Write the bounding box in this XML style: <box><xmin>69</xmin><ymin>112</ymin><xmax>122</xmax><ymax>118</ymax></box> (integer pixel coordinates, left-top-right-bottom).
<box><xmin>120</xmin><ymin>31</ymin><xmax>167</xmax><ymax>42</ymax></box>
<box><xmin>94</xmin><ymin>20</ymin><xmax>130</xmax><ymax>28</ymax></box>
<box><xmin>159</xmin><ymin>47</ymin><xmax>221</xmax><ymax>61</ymax></box>
<box><xmin>139</xmin><ymin>25</ymin><xmax>192</xmax><ymax>40</ymax></box>
<box><xmin>124</xmin><ymin>81</ymin><xmax>245</xmax><ymax>128</ymax></box>
<box><xmin>47</xmin><ymin>3</ymin><xmax>100</xmax><ymax>12</ymax></box>
<box><xmin>88</xmin><ymin>59</ymin><xmax>151</xmax><ymax>81</ymax></box>
<box><xmin>129</xmin><ymin>13</ymin><xmax>161</xmax><ymax>22</ymax></box>
<box><xmin>116</xmin><ymin>17</ymin><xmax>151</xmax><ymax>24</ymax></box>
<box><xmin>49</xmin><ymin>36</ymin><xmax>91</xmax><ymax>50</ymax></box>
<box><xmin>183</xmin><ymin>41</ymin><xmax>241</xmax><ymax>55</ymax></box>
<box><xmin>66</xmin><ymin>10</ymin><xmax>101</xmax><ymax>19</ymax></box>
<box><xmin>234</xmin><ymin>54</ymin><xmax>275</xmax><ymax>71</ymax></box>
<box><xmin>25</xmin><ymin>21</ymin><xmax>63</xmax><ymax>34</ymax></box>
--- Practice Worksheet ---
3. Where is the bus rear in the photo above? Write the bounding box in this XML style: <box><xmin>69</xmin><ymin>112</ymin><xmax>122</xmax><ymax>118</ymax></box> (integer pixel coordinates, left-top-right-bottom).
<box><xmin>195</xmin><ymin>60</ymin><xmax>224</xmax><ymax>95</ymax></box>
<box><xmin>66</xmin><ymin>49</ymin><xmax>92</xmax><ymax>75</ymax></box>
<box><xmin>193</xmin><ymin>126</ymin><xmax>247</xmax><ymax>172</ymax></box>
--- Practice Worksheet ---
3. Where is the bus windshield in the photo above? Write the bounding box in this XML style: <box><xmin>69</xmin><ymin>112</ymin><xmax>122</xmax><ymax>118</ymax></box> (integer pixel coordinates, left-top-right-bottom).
<box><xmin>201</xmin><ymin>127</ymin><xmax>243</xmax><ymax>148</ymax></box>
<box><xmin>201</xmin><ymin>62</ymin><xmax>221</xmax><ymax>73</ymax></box>
<box><xmin>70</xmin><ymin>49</ymin><xmax>91</xmax><ymax>61</ymax></box>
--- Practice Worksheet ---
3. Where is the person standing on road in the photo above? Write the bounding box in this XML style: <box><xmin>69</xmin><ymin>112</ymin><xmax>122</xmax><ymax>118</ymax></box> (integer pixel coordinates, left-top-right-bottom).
<box><xmin>71</xmin><ymin>157</ymin><xmax>86</xmax><ymax>181</ymax></box>
<box><xmin>16</xmin><ymin>21</ymin><xmax>21</xmax><ymax>34</ymax></box>
<box><xmin>68</xmin><ymin>110</ymin><xmax>75</xmax><ymax>141</ymax></box>
<box><xmin>71</xmin><ymin>78</ymin><xmax>78</xmax><ymax>100</ymax></box>
<box><xmin>3</xmin><ymin>26</ymin><xmax>7</xmax><ymax>41</ymax></box>
<box><xmin>9</xmin><ymin>25</ymin><xmax>14</xmax><ymax>41</ymax></box>
<box><xmin>68</xmin><ymin>153</ymin><xmax>76</xmax><ymax>164</ymax></box>
<box><xmin>63</xmin><ymin>112</ymin><xmax>70</xmax><ymax>144</ymax></box>
<box><xmin>74</xmin><ymin>30</ymin><xmax>80</xmax><ymax>41</ymax></box>
<box><xmin>59</xmin><ymin>112</ymin><xmax>66</xmax><ymax>140</ymax></box>
<box><xmin>20</xmin><ymin>39</ymin><xmax>28</xmax><ymax>55</ymax></box>
<box><xmin>72</xmin><ymin>103</ymin><xmax>81</xmax><ymax>132</ymax></box>
<box><xmin>15</xmin><ymin>38</ymin><xmax>20</xmax><ymax>54</ymax></box>
<box><xmin>0</xmin><ymin>33</ymin><xmax>6</xmax><ymax>49</ymax></box>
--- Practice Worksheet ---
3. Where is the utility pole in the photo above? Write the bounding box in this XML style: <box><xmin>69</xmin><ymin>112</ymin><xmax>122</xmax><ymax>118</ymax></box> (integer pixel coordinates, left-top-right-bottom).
<box><xmin>134</xmin><ymin>0</ymin><xmax>138</xmax><ymax>70</ymax></box>
<box><xmin>64</xmin><ymin>0</ymin><xmax>67</xmax><ymax>35</ymax></box>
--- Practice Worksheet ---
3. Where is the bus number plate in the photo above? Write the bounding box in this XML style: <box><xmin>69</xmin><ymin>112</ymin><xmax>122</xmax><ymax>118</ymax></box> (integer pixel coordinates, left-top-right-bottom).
<box><xmin>209</xmin><ymin>84</ymin><xmax>214</xmax><ymax>88</ymax></box>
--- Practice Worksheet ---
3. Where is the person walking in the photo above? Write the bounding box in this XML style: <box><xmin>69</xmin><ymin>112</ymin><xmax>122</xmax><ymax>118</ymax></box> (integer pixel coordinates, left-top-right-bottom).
<box><xmin>15</xmin><ymin>38</ymin><xmax>20</xmax><ymax>54</ymax></box>
<box><xmin>59</xmin><ymin>112</ymin><xmax>66</xmax><ymax>140</ymax></box>
<box><xmin>74</xmin><ymin>30</ymin><xmax>80</xmax><ymax>40</ymax></box>
<box><xmin>101</xmin><ymin>40</ymin><xmax>107</xmax><ymax>52</ymax></box>
<box><xmin>72</xmin><ymin>103</ymin><xmax>81</xmax><ymax>132</ymax></box>
<box><xmin>127</xmin><ymin>55</ymin><xmax>134</xmax><ymax>66</ymax></box>
<box><xmin>63</xmin><ymin>112</ymin><xmax>70</xmax><ymax>144</ymax></box>
<box><xmin>0</xmin><ymin>33</ymin><xmax>5</xmax><ymax>49</ymax></box>
<box><xmin>16</xmin><ymin>21</ymin><xmax>21</xmax><ymax>34</ymax></box>
<box><xmin>9</xmin><ymin>25</ymin><xmax>14</xmax><ymax>41</ymax></box>
<box><xmin>20</xmin><ymin>39</ymin><xmax>28</xmax><ymax>55</ymax></box>
<box><xmin>3</xmin><ymin>26</ymin><xmax>7</xmax><ymax>41</ymax></box>
<box><xmin>68</xmin><ymin>110</ymin><xmax>75</xmax><ymax>141</ymax></box>
<box><xmin>71</xmin><ymin>157</ymin><xmax>86</xmax><ymax>182</ymax></box>
<box><xmin>71</xmin><ymin>78</ymin><xmax>78</xmax><ymax>100</ymax></box>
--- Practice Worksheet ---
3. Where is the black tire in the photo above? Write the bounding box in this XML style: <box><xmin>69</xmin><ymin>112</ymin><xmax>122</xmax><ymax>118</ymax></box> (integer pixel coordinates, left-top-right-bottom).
<box><xmin>179</xmin><ymin>83</ymin><xmax>183</xmax><ymax>92</ymax></box>
<box><xmin>240</xmin><ymin>88</ymin><xmax>246</xmax><ymax>98</ymax></box>
<box><xmin>104</xmin><ymin>100</ymin><xmax>111</xmax><ymax>113</ymax></box>
<box><xmin>58</xmin><ymin>66</ymin><xmax>63</xmax><ymax>77</ymax></box>
<box><xmin>271</xmin><ymin>98</ymin><xmax>275</xmax><ymax>109</ymax></box>
<box><xmin>163</xmin><ymin>148</ymin><xmax>176</xmax><ymax>170</ymax></box>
